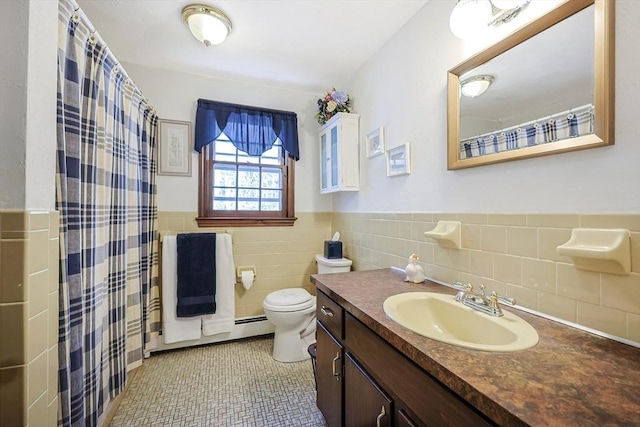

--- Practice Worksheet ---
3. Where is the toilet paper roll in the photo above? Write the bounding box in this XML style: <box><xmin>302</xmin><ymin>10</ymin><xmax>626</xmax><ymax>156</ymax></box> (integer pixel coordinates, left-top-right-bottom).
<box><xmin>241</xmin><ymin>270</ymin><xmax>254</xmax><ymax>290</ymax></box>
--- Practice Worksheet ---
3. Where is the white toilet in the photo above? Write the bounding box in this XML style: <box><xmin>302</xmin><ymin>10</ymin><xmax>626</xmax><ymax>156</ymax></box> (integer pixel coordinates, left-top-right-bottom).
<box><xmin>262</xmin><ymin>255</ymin><xmax>352</xmax><ymax>362</ymax></box>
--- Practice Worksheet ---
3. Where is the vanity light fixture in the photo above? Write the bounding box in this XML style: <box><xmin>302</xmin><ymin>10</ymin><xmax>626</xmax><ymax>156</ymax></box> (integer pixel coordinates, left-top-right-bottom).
<box><xmin>449</xmin><ymin>0</ymin><xmax>531</xmax><ymax>40</ymax></box>
<box><xmin>460</xmin><ymin>75</ymin><xmax>494</xmax><ymax>97</ymax></box>
<box><xmin>182</xmin><ymin>3</ymin><xmax>232</xmax><ymax>46</ymax></box>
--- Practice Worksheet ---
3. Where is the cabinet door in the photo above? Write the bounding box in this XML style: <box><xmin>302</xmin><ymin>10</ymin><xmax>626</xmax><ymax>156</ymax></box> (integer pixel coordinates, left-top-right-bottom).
<box><xmin>320</xmin><ymin>131</ymin><xmax>328</xmax><ymax>191</ymax></box>
<box><xmin>329</xmin><ymin>124</ymin><xmax>339</xmax><ymax>189</ymax></box>
<box><xmin>345</xmin><ymin>353</ymin><xmax>392</xmax><ymax>427</ymax></box>
<box><xmin>316</xmin><ymin>323</ymin><xmax>343</xmax><ymax>427</ymax></box>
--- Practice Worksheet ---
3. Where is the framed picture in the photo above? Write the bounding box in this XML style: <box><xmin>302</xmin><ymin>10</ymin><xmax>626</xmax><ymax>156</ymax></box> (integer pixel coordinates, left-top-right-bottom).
<box><xmin>386</xmin><ymin>143</ymin><xmax>411</xmax><ymax>176</ymax></box>
<box><xmin>158</xmin><ymin>119</ymin><xmax>192</xmax><ymax>176</ymax></box>
<box><xmin>366</xmin><ymin>127</ymin><xmax>385</xmax><ymax>158</ymax></box>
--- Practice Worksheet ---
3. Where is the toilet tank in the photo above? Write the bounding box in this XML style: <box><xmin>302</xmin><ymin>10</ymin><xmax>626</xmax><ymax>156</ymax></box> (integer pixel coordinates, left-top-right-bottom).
<box><xmin>315</xmin><ymin>254</ymin><xmax>352</xmax><ymax>274</ymax></box>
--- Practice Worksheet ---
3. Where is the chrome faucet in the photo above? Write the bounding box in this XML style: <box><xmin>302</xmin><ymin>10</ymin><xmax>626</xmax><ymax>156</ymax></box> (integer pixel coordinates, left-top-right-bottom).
<box><xmin>451</xmin><ymin>281</ymin><xmax>516</xmax><ymax>317</ymax></box>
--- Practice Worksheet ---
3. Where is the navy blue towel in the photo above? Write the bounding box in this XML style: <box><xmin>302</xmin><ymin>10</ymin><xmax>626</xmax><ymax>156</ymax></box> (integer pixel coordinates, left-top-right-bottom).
<box><xmin>176</xmin><ymin>233</ymin><xmax>217</xmax><ymax>317</ymax></box>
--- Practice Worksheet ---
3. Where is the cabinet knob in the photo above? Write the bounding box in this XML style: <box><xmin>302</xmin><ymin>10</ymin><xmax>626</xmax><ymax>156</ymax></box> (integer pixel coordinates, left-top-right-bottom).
<box><xmin>320</xmin><ymin>306</ymin><xmax>334</xmax><ymax>317</ymax></box>
<box><xmin>376</xmin><ymin>405</ymin><xmax>386</xmax><ymax>427</ymax></box>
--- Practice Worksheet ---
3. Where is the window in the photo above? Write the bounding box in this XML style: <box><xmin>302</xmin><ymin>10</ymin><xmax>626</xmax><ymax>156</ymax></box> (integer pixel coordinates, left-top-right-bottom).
<box><xmin>197</xmin><ymin>133</ymin><xmax>295</xmax><ymax>227</ymax></box>
<box><xmin>194</xmin><ymin>99</ymin><xmax>299</xmax><ymax>227</ymax></box>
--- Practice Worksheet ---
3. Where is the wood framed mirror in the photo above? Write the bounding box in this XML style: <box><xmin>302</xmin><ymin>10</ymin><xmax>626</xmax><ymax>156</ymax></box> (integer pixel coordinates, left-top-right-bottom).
<box><xmin>447</xmin><ymin>0</ymin><xmax>614</xmax><ymax>170</ymax></box>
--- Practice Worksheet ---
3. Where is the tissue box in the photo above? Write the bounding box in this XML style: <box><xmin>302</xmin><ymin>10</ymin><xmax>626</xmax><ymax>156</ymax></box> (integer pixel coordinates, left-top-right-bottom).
<box><xmin>324</xmin><ymin>241</ymin><xmax>343</xmax><ymax>259</ymax></box>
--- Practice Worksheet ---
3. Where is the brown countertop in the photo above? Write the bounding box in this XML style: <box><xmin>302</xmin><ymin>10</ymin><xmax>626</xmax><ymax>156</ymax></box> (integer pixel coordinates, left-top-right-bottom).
<box><xmin>311</xmin><ymin>268</ymin><xmax>640</xmax><ymax>427</ymax></box>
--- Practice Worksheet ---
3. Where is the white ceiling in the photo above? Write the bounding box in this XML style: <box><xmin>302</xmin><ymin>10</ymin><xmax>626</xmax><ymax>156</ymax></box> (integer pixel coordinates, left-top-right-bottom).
<box><xmin>76</xmin><ymin>0</ymin><xmax>428</xmax><ymax>92</ymax></box>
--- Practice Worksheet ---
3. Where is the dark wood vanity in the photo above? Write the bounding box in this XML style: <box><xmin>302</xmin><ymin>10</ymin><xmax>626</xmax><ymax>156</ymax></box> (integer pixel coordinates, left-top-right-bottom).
<box><xmin>312</xmin><ymin>268</ymin><xmax>640</xmax><ymax>426</ymax></box>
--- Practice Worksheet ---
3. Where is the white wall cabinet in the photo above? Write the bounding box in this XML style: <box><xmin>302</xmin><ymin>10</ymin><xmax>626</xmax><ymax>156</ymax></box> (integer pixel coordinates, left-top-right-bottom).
<box><xmin>318</xmin><ymin>113</ymin><xmax>360</xmax><ymax>194</ymax></box>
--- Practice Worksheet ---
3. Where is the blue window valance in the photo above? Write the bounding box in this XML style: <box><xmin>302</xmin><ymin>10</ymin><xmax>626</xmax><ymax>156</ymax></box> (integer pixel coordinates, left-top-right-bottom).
<box><xmin>195</xmin><ymin>99</ymin><xmax>300</xmax><ymax>160</ymax></box>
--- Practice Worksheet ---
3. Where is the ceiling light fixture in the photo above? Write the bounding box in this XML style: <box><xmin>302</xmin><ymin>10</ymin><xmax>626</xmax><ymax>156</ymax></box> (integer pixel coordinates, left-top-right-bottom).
<box><xmin>449</xmin><ymin>0</ymin><xmax>531</xmax><ymax>40</ymax></box>
<box><xmin>182</xmin><ymin>4</ymin><xmax>232</xmax><ymax>46</ymax></box>
<box><xmin>460</xmin><ymin>75</ymin><xmax>494</xmax><ymax>97</ymax></box>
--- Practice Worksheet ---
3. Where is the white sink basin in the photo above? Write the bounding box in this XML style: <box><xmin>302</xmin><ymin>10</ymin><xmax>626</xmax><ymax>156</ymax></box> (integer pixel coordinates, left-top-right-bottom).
<box><xmin>383</xmin><ymin>292</ymin><xmax>539</xmax><ymax>352</ymax></box>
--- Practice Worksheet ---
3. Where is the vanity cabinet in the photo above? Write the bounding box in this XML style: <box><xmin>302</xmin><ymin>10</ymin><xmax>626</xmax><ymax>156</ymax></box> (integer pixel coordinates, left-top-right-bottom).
<box><xmin>316</xmin><ymin>290</ymin><xmax>494</xmax><ymax>427</ymax></box>
<box><xmin>318</xmin><ymin>112</ymin><xmax>359</xmax><ymax>194</ymax></box>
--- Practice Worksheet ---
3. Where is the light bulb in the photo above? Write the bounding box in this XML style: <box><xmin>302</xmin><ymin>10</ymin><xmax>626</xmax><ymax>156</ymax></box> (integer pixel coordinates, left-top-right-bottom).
<box><xmin>449</xmin><ymin>0</ymin><xmax>492</xmax><ymax>40</ymax></box>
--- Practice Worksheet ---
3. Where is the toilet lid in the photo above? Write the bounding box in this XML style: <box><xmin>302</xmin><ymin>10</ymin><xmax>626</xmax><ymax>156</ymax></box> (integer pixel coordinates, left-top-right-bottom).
<box><xmin>264</xmin><ymin>288</ymin><xmax>312</xmax><ymax>307</ymax></box>
<box><xmin>263</xmin><ymin>296</ymin><xmax>316</xmax><ymax>312</ymax></box>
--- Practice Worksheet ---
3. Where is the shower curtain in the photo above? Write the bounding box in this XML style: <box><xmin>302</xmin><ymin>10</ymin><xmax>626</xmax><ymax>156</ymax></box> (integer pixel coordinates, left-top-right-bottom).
<box><xmin>56</xmin><ymin>1</ymin><xmax>160</xmax><ymax>425</ymax></box>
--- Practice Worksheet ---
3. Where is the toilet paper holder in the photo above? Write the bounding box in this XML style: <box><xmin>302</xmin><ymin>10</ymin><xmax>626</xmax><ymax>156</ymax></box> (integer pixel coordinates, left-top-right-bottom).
<box><xmin>236</xmin><ymin>266</ymin><xmax>257</xmax><ymax>281</ymax></box>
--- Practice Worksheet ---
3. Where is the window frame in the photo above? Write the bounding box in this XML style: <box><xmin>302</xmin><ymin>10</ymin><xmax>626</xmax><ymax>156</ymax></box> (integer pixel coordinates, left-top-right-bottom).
<box><xmin>197</xmin><ymin>142</ymin><xmax>296</xmax><ymax>227</ymax></box>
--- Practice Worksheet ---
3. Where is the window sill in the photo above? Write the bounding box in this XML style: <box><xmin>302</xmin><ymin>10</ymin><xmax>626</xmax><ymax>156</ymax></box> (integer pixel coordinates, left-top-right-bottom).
<box><xmin>196</xmin><ymin>217</ymin><xmax>297</xmax><ymax>227</ymax></box>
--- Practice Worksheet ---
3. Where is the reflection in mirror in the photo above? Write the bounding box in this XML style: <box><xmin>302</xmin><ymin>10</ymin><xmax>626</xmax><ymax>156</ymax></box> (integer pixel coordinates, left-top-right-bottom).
<box><xmin>447</xmin><ymin>0</ymin><xmax>614</xmax><ymax>170</ymax></box>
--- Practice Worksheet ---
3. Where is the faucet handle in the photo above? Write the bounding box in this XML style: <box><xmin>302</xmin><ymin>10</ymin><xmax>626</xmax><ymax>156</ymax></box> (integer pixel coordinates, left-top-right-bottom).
<box><xmin>452</xmin><ymin>281</ymin><xmax>472</xmax><ymax>292</ymax></box>
<box><xmin>490</xmin><ymin>291</ymin><xmax>516</xmax><ymax>306</ymax></box>
<box><xmin>489</xmin><ymin>291</ymin><xmax>500</xmax><ymax>309</ymax></box>
<box><xmin>499</xmin><ymin>294</ymin><xmax>516</xmax><ymax>306</ymax></box>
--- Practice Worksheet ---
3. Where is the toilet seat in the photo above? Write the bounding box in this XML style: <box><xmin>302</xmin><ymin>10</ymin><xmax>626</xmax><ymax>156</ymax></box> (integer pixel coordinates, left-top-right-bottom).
<box><xmin>263</xmin><ymin>288</ymin><xmax>315</xmax><ymax>312</ymax></box>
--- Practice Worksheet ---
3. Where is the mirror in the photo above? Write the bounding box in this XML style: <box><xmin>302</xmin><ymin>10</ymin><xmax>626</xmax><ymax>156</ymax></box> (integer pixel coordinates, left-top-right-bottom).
<box><xmin>447</xmin><ymin>0</ymin><xmax>614</xmax><ymax>170</ymax></box>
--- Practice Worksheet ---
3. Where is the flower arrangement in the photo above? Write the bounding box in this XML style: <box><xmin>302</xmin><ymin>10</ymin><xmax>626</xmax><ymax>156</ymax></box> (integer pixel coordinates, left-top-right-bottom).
<box><xmin>315</xmin><ymin>88</ymin><xmax>352</xmax><ymax>125</ymax></box>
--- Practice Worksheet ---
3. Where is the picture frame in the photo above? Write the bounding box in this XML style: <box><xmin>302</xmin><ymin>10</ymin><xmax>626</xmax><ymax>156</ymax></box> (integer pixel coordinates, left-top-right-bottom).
<box><xmin>158</xmin><ymin>119</ymin><xmax>192</xmax><ymax>176</ymax></box>
<box><xmin>366</xmin><ymin>127</ymin><xmax>385</xmax><ymax>158</ymax></box>
<box><xmin>386</xmin><ymin>143</ymin><xmax>411</xmax><ymax>176</ymax></box>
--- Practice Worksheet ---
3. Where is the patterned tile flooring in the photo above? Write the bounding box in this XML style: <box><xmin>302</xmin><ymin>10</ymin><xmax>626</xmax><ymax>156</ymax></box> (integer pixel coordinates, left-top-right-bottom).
<box><xmin>110</xmin><ymin>336</ymin><xmax>326</xmax><ymax>427</ymax></box>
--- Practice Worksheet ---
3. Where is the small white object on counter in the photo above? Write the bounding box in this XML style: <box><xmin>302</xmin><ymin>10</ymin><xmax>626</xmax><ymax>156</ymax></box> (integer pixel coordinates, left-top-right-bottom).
<box><xmin>404</xmin><ymin>254</ymin><xmax>426</xmax><ymax>283</ymax></box>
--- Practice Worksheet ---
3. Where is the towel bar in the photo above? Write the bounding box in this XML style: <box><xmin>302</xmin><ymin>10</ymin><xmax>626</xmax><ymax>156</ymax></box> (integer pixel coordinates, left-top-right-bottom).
<box><xmin>159</xmin><ymin>229</ymin><xmax>233</xmax><ymax>243</ymax></box>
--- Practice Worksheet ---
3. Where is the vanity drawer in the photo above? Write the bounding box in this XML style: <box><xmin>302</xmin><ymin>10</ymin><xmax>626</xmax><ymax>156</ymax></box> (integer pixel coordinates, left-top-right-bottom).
<box><xmin>317</xmin><ymin>291</ymin><xmax>344</xmax><ymax>340</ymax></box>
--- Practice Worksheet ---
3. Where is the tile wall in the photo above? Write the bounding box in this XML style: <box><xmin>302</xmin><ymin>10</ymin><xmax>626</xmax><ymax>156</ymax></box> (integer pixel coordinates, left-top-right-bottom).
<box><xmin>158</xmin><ymin>212</ymin><xmax>333</xmax><ymax>317</ymax></box>
<box><xmin>0</xmin><ymin>210</ymin><xmax>59</xmax><ymax>426</ymax></box>
<box><xmin>332</xmin><ymin>212</ymin><xmax>640</xmax><ymax>344</ymax></box>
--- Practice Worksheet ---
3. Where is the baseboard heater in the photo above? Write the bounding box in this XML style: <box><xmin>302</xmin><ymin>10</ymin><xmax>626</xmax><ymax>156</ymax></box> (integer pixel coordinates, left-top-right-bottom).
<box><xmin>151</xmin><ymin>315</ymin><xmax>274</xmax><ymax>353</ymax></box>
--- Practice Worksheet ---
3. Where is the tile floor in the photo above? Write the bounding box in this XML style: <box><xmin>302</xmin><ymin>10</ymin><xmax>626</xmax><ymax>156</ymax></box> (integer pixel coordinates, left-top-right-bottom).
<box><xmin>110</xmin><ymin>336</ymin><xmax>326</xmax><ymax>426</ymax></box>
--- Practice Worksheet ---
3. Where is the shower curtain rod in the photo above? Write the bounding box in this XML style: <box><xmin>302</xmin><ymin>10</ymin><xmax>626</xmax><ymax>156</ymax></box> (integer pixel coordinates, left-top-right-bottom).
<box><xmin>70</xmin><ymin>0</ymin><xmax>154</xmax><ymax>111</ymax></box>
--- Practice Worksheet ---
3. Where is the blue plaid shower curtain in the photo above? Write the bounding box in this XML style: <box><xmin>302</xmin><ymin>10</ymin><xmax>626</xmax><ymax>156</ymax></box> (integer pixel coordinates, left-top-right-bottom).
<box><xmin>56</xmin><ymin>1</ymin><xmax>161</xmax><ymax>425</ymax></box>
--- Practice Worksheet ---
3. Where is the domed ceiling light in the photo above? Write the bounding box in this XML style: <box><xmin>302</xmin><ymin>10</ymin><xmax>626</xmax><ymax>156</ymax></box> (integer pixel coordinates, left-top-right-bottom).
<box><xmin>460</xmin><ymin>75</ymin><xmax>495</xmax><ymax>97</ymax></box>
<box><xmin>449</xmin><ymin>0</ymin><xmax>531</xmax><ymax>40</ymax></box>
<box><xmin>182</xmin><ymin>4</ymin><xmax>232</xmax><ymax>46</ymax></box>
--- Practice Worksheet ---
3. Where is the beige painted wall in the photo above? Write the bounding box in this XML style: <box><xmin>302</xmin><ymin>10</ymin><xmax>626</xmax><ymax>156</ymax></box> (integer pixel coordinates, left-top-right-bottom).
<box><xmin>0</xmin><ymin>0</ymin><xmax>57</xmax><ymax>211</ymax></box>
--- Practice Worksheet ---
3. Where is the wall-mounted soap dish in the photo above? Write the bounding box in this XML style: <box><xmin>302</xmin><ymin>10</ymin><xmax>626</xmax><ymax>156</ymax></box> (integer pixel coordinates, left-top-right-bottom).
<box><xmin>424</xmin><ymin>221</ymin><xmax>461</xmax><ymax>249</ymax></box>
<box><xmin>556</xmin><ymin>228</ymin><xmax>631</xmax><ymax>275</ymax></box>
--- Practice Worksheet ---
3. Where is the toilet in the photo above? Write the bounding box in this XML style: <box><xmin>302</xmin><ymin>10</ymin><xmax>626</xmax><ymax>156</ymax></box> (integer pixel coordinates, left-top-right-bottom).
<box><xmin>262</xmin><ymin>255</ymin><xmax>352</xmax><ymax>362</ymax></box>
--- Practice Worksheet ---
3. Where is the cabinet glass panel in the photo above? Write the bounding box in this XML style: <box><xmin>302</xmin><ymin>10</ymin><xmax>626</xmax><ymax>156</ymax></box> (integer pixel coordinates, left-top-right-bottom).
<box><xmin>330</xmin><ymin>126</ymin><xmax>338</xmax><ymax>187</ymax></box>
<box><xmin>321</xmin><ymin>133</ymin><xmax>327</xmax><ymax>189</ymax></box>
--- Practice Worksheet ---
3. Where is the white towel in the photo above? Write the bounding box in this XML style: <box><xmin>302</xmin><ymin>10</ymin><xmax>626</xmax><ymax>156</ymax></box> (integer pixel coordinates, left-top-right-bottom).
<box><xmin>161</xmin><ymin>236</ymin><xmax>202</xmax><ymax>344</ymax></box>
<box><xmin>202</xmin><ymin>233</ymin><xmax>236</xmax><ymax>336</ymax></box>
